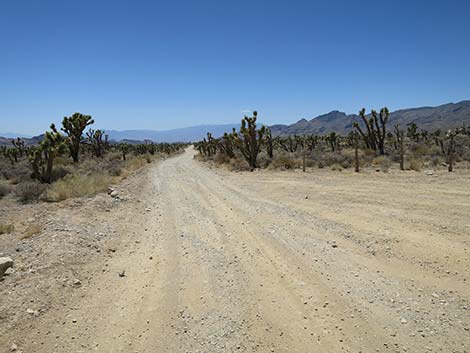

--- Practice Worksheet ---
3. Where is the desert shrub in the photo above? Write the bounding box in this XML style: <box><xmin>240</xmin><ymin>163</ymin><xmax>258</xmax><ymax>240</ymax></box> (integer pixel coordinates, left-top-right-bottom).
<box><xmin>331</xmin><ymin>164</ymin><xmax>343</xmax><ymax>171</ymax></box>
<box><xmin>256</xmin><ymin>152</ymin><xmax>272</xmax><ymax>168</ymax></box>
<box><xmin>269</xmin><ymin>153</ymin><xmax>300</xmax><ymax>170</ymax></box>
<box><xmin>43</xmin><ymin>173</ymin><xmax>113</xmax><ymax>202</ymax></box>
<box><xmin>15</xmin><ymin>182</ymin><xmax>46</xmax><ymax>203</ymax></box>
<box><xmin>304</xmin><ymin>158</ymin><xmax>316</xmax><ymax>168</ymax></box>
<box><xmin>361</xmin><ymin>149</ymin><xmax>377</xmax><ymax>165</ymax></box>
<box><xmin>410</xmin><ymin>143</ymin><xmax>429</xmax><ymax>157</ymax></box>
<box><xmin>1</xmin><ymin>161</ymin><xmax>31</xmax><ymax>184</ymax></box>
<box><xmin>340</xmin><ymin>158</ymin><xmax>352</xmax><ymax>169</ymax></box>
<box><xmin>214</xmin><ymin>152</ymin><xmax>231</xmax><ymax>165</ymax></box>
<box><xmin>408</xmin><ymin>158</ymin><xmax>422</xmax><ymax>171</ymax></box>
<box><xmin>107</xmin><ymin>164</ymin><xmax>122</xmax><ymax>176</ymax></box>
<box><xmin>372</xmin><ymin>156</ymin><xmax>392</xmax><ymax>172</ymax></box>
<box><xmin>49</xmin><ymin>166</ymin><xmax>70</xmax><ymax>182</ymax></box>
<box><xmin>0</xmin><ymin>223</ymin><xmax>14</xmax><ymax>235</ymax></box>
<box><xmin>124</xmin><ymin>156</ymin><xmax>148</xmax><ymax>172</ymax></box>
<box><xmin>228</xmin><ymin>157</ymin><xmax>251</xmax><ymax>171</ymax></box>
<box><xmin>311</xmin><ymin>151</ymin><xmax>354</xmax><ymax>169</ymax></box>
<box><xmin>429</xmin><ymin>156</ymin><xmax>443</xmax><ymax>166</ymax></box>
<box><xmin>0</xmin><ymin>181</ymin><xmax>10</xmax><ymax>198</ymax></box>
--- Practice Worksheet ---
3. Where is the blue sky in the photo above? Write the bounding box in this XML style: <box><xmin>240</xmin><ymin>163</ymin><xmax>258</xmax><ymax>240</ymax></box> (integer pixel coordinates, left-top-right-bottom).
<box><xmin>1</xmin><ymin>0</ymin><xmax>470</xmax><ymax>135</ymax></box>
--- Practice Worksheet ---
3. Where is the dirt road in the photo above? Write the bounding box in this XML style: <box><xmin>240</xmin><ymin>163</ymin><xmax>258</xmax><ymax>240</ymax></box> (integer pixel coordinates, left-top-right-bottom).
<box><xmin>2</xmin><ymin>148</ymin><xmax>469</xmax><ymax>352</ymax></box>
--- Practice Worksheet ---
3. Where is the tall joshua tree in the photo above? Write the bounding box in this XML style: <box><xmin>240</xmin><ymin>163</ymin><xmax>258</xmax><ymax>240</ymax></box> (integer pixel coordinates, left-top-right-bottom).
<box><xmin>61</xmin><ymin>113</ymin><xmax>94</xmax><ymax>163</ymax></box>
<box><xmin>353</xmin><ymin>107</ymin><xmax>389</xmax><ymax>155</ymax></box>
<box><xmin>234</xmin><ymin>111</ymin><xmax>266</xmax><ymax>171</ymax></box>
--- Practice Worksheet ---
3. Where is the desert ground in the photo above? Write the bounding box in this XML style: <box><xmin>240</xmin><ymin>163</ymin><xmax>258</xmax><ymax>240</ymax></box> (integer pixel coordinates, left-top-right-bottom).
<box><xmin>1</xmin><ymin>147</ymin><xmax>469</xmax><ymax>353</ymax></box>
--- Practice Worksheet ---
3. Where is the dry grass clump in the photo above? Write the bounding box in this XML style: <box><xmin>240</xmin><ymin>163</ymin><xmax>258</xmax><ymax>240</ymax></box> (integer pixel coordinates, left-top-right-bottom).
<box><xmin>15</xmin><ymin>182</ymin><xmax>47</xmax><ymax>203</ymax></box>
<box><xmin>372</xmin><ymin>156</ymin><xmax>392</xmax><ymax>172</ymax></box>
<box><xmin>0</xmin><ymin>223</ymin><xmax>15</xmax><ymax>235</ymax></box>
<box><xmin>42</xmin><ymin>154</ymin><xmax>155</xmax><ymax>202</ymax></box>
<box><xmin>44</xmin><ymin>173</ymin><xmax>114</xmax><ymax>202</ymax></box>
<box><xmin>21</xmin><ymin>223</ymin><xmax>43</xmax><ymax>239</ymax></box>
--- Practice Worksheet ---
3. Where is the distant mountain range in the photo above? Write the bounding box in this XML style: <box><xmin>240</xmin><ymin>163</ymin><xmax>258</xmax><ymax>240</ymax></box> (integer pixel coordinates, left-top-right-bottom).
<box><xmin>1</xmin><ymin>101</ymin><xmax>469</xmax><ymax>146</ymax></box>
<box><xmin>270</xmin><ymin>100</ymin><xmax>470</xmax><ymax>136</ymax></box>
<box><xmin>0</xmin><ymin>124</ymin><xmax>240</xmax><ymax>146</ymax></box>
<box><xmin>105</xmin><ymin>123</ymin><xmax>240</xmax><ymax>143</ymax></box>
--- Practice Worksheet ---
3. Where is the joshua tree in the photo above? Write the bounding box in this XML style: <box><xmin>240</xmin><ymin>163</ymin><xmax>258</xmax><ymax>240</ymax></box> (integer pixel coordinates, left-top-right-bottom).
<box><xmin>394</xmin><ymin>125</ymin><xmax>405</xmax><ymax>171</ymax></box>
<box><xmin>325</xmin><ymin>132</ymin><xmax>338</xmax><ymax>152</ymax></box>
<box><xmin>119</xmin><ymin>143</ymin><xmax>130</xmax><ymax>160</ymax></box>
<box><xmin>279</xmin><ymin>135</ymin><xmax>298</xmax><ymax>153</ymax></box>
<box><xmin>352</xmin><ymin>131</ymin><xmax>360</xmax><ymax>173</ymax></box>
<box><xmin>407</xmin><ymin>123</ymin><xmax>419</xmax><ymax>142</ymax></box>
<box><xmin>440</xmin><ymin>130</ymin><xmax>457</xmax><ymax>172</ymax></box>
<box><xmin>30</xmin><ymin>124</ymin><xmax>67</xmax><ymax>183</ymax></box>
<box><xmin>265</xmin><ymin>128</ymin><xmax>274</xmax><ymax>159</ymax></box>
<box><xmin>86</xmin><ymin>129</ymin><xmax>106</xmax><ymax>157</ymax></box>
<box><xmin>233</xmin><ymin>111</ymin><xmax>266</xmax><ymax>171</ymax></box>
<box><xmin>61</xmin><ymin>113</ymin><xmax>94</xmax><ymax>163</ymax></box>
<box><xmin>353</xmin><ymin>107</ymin><xmax>389</xmax><ymax>155</ymax></box>
<box><xmin>5</xmin><ymin>148</ymin><xmax>18</xmax><ymax>165</ymax></box>
<box><xmin>11</xmin><ymin>138</ymin><xmax>26</xmax><ymax>158</ymax></box>
<box><xmin>218</xmin><ymin>130</ymin><xmax>236</xmax><ymax>158</ymax></box>
<box><xmin>304</xmin><ymin>135</ymin><xmax>318</xmax><ymax>151</ymax></box>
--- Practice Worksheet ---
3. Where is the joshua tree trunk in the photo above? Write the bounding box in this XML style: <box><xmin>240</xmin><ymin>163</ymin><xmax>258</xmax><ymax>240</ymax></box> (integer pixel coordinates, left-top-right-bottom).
<box><xmin>399</xmin><ymin>138</ymin><xmax>405</xmax><ymax>171</ymax></box>
<box><xmin>45</xmin><ymin>155</ymin><xmax>54</xmax><ymax>183</ymax></box>
<box><xmin>353</xmin><ymin>131</ymin><xmax>360</xmax><ymax>173</ymax></box>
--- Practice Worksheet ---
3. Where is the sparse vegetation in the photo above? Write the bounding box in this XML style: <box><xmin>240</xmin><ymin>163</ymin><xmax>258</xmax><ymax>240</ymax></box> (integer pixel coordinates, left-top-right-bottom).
<box><xmin>0</xmin><ymin>114</ymin><xmax>186</xmax><ymax>203</ymax></box>
<box><xmin>196</xmin><ymin>108</ymin><xmax>470</xmax><ymax>173</ymax></box>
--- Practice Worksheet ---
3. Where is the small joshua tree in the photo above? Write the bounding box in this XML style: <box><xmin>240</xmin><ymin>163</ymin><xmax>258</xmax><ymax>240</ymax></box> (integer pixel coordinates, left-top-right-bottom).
<box><xmin>233</xmin><ymin>111</ymin><xmax>266</xmax><ymax>171</ymax></box>
<box><xmin>11</xmin><ymin>138</ymin><xmax>26</xmax><ymax>158</ymax></box>
<box><xmin>61</xmin><ymin>113</ymin><xmax>94</xmax><ymax>163</ymax></box>
<box><xmin>119</xmin><ymin>143</ymin><xmax>130</xmax><ymax>160</ymax></box>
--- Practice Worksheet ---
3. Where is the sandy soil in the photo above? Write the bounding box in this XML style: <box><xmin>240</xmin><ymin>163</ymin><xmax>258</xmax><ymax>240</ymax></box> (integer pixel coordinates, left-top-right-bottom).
<box><xmin>1</xmin><ymin>148</ymin><xmax>469</xmax><ymax>353</ymax></box>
